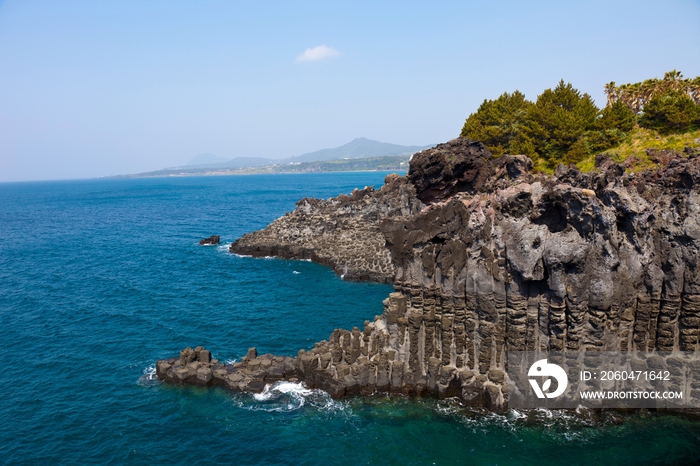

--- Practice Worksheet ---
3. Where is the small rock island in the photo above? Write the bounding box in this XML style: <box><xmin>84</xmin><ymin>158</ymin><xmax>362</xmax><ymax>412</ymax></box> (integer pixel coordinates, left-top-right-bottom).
<box><xmin>199</xmin><ymin>235</ymin><xmax>220</xmax><ymax>245</ymax></box>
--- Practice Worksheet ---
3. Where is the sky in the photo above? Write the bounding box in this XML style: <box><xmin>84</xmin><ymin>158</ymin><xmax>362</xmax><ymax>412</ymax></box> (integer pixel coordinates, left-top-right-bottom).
<box><xmin>0</xmin><ymin>0</ymin><xmax>699</xmax><ymax>182</ymax></box>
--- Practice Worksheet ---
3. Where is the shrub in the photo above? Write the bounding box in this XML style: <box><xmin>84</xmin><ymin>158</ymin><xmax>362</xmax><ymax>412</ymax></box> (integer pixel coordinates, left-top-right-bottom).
<box><xmin>460</xmin><ymin>91</ymin><xmax>533</xmax><ymax>157</ymax></box>
<box><xmin>640</xmin><ymin>90</ymin><xmax>700</xmax><ymax>133</ymax></box>
<box><xmin>597</xmin><ymin>101</ymin><xmax>636</xmax><ymax>133</ymax></box>
<box><xmin>523</xmin><ymin>80</ymin><xmax>600</xmax><ymax>168</ymax></box>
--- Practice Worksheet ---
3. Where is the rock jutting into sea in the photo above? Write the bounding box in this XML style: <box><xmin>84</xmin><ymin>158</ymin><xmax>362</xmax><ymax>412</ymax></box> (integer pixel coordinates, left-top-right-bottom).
<box><xmin>157</xmin><ymin>346</ymin><xmax>299</xmax><ymax>392</ymax></box>
<box><xmin>199</xmin><ymin>235</ymin><xmax>220</xmax><ymax>245</ymax></box>
<box><xmin>158</xmin><ymin>138</ymin><xmax>700</xmax><ymax>409</ymax></box>
<box><xmin>229</xmin><ymin>174</ymin><xmax>423</xmax><ymax>283</ymax></box>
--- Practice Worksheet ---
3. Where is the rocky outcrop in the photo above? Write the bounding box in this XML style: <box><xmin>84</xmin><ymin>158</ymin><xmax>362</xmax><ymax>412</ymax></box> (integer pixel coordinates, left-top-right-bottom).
<box><xmin>199</xmin><ymin>235</ymin><xmax>220</xmax><ymax>245</ymax></box>
<box><xmin>157</xmin><ymin>346</ymin><xmax>299</xmax><ymax>392</ymax></box>
<box><xmin>407</xmin><ymin>138</ymin><xmax>495</xmax><ymax>204</ymax></box>
<box><xmin>159</xmin><ymin>138</ymin><xmax>700</xmax><ymax>410</ymax></box>
<box><xmin>229</xmin><ymin>174</ymin><xmax>424</xmax><ymax>283</ymax></box>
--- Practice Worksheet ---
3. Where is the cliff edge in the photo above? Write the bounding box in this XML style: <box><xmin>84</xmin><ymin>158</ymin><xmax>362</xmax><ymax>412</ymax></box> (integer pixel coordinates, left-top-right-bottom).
<box><xmin>159</xmin><ymin>138</ymin><xmax>700</xmax><ymax>409</ymax></box>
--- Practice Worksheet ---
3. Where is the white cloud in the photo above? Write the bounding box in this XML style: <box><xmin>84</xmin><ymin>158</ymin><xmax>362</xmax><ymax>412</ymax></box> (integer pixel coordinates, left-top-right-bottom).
<box><xmin>295</xmin><ymin>45</ymin><xmax>341</xmax><ymax>62</ymax></box>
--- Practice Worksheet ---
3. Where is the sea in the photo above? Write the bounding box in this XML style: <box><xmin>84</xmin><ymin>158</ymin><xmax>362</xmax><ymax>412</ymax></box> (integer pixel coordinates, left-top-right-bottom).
<box><xmin>1</xmin><ymin>172</ymin><xmax>700</xmax><ymax>465</ymax></box>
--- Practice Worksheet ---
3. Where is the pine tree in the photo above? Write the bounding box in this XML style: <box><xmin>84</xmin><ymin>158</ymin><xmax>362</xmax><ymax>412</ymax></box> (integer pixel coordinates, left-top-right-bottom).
<box><xmin>640</xmin><ymin>90</ymin><xmax>700</xmax><ymax>133</ymax></box>
<box><xmin>522</xmin><ymin>80</ymin><xmax>600</xmax><ymax>167</ymax></box>
<box><xmin>460</xmin><ymin>91</ymin><xmax>533</xmax><ymax>157</ymax></box>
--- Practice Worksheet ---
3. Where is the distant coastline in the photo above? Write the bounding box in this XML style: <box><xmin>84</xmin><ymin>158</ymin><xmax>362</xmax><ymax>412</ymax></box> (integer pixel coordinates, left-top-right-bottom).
<box><xmin>108</xmin><ymin>154</ymin><xmax>412</xmax><ymax>179</ymax></box>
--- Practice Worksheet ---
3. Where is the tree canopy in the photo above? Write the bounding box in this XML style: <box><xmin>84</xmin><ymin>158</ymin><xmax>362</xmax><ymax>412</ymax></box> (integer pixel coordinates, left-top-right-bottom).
<box><xmin>640</xmin><ymin>90</ymin><xmax>700</xmax><ymax>133</ymax></box>
<box><xmin>605</xmin><ymin>70</ymin><xmax>700</xmax><ymax>112</ymax></box>
<box><xmin>460</xmin><ymin>71</ymin><xmax>699</xmax><ymax>171</ymax></box>
<box><xmin>521</xmin><ymin>80</ymin><xmax>599</xmax><ymax>166</ymax></box>
<box><xmin>459</xmin><ymin>91</ymin><xmax>532</xmax><ymax>157</ymax></box>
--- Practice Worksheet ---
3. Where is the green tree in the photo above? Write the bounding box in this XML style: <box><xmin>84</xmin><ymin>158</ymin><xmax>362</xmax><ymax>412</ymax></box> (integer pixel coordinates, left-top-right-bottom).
<box><xmin>574</xmin><ymin>100</ymin><xmax>639</xmax><ymax>155</ymax></box>
<box><xmin>460</xmin><ymin>91</ymin><xmax>533</xmax><ymax>157</ymax></box>
<box><xmin>640</xmin><ymin>90</ymin><xmax>700</xmax><ymax>133</ymax></box>
<box><xmin>523</xmin><ymin>80</ymin><xmax>600</xmax><ymax>167</ymax></box>
<box><xmin>596</xmin><ymin>100</ymin><xmax>636</xmax><ymax>132</ymax></box>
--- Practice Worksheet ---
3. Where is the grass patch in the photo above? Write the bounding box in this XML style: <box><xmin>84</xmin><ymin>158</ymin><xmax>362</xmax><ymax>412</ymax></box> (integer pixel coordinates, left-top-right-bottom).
<box><xmin>576</xmin><ymin>127</ymin><xmax>700</xmax><ymax>173</ymax></box>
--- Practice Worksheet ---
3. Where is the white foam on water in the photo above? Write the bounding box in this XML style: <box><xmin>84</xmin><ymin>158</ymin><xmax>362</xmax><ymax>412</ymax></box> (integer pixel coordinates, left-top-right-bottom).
<box><xmin>235</xmin><ymin>381</ymin><xmax>349</xmax><ymax>414</ymax></box>
<box><xmin>230</xmin><ymin>252</ymin><xmax>274</xmax><ymax>259</ymax></box>
<box><xmin>292</xmin><ymin>270</ymin><xmax>300</xmax><ymax>274</ymax></box>
<box><xmin>138</xmin><ymin>364</ymin><xmax>159</xmax><ymax>386</ymax></box>
<box><xmin>434</xmin><ymin>399</ymin><xmax>595</xmax><ymax>436</ymax></box>
<box><xmin>507</xmin><ymin>409</ymin><xmax>527</xmax><ymax>421</ymax></box>
<box><xmin>254</xmin><ymin>381</ymin><xmax>314</xmax><ymax>401</ymax></box>
<box><xmin>224</xmin><ymin>358</ymin><xmax>237</xmax><ymax>365</ymax></box>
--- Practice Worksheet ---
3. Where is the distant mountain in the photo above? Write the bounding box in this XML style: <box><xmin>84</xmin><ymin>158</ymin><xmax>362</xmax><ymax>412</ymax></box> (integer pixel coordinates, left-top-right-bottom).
<box><xmin>281</xmin><ymin>137</ymin><xmax>433</xmax><ymax>164</ymax></box>
<box><xmin>186</xmin><ymin>153</ymin><xmax>228</xmax><ymax>166</ymax></box>
<box><xmin>209</xmin><ymin>157</ymin><xmax>276</xmax><ymax>169</ymax></box>
<box><xmin>146</xmin><ymin>138</ymin><xmax>434</xmax><ymax>177</ymax></box>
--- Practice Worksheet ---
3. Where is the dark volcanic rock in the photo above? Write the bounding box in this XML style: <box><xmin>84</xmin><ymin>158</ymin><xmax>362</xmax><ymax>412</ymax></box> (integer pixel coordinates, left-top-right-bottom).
<box><xmin>407</xmin><ymin>138</ymin><xmax>494</xmax><ymax>204</ymax></box>
<box><xmin>199</xmin><ymin>235</ymin><xmax>220</xmax><ymax>245</ymax></box>
<box><xmin>158</xmin><ymin>137</ymin><xmax>700</xmax><ymax>410</ymax></box>
<box><xmin>229</xmin><ymin>174</ymin><xmax>424</xmax><ymax>283</ymax></box>
<box><xmin>157</xmin><ymin>346</ymin><xmax>299</xmax><ymax>392</ymax></box>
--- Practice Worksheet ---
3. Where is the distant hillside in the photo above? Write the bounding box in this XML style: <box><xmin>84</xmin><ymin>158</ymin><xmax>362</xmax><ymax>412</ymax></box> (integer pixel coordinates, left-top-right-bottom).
<box><xmin>156</xmin><ymin>137</ymin><xmax>433</xmax><ymax>174</ymax></box>
<box><xmin>169</xmin><ymin>156</ymin><xmax>276</xmax><ymax>170</ymax></box>
<box><xmin>262</xmin><ymin>155</ymin><xmax>410</xmax><ymax>173</ymax></box>
<box><xmin>186</xmin><ymin>153</ymin><xmax>228</xmax><ymax>166</ymax></box>
<box><xmin>111</xmin><ymin>155</ymin><xmax>411</xmax><ymax>178</ymax></box>
<box><xmin>128</xmin><ymin>138</ymin><xmax>434</xmax><ymax>178</ymax></box>
<box><xmin>281</xmin><ymin>137</ymin><xmax>433</xmax><ymax>163</ymax></box>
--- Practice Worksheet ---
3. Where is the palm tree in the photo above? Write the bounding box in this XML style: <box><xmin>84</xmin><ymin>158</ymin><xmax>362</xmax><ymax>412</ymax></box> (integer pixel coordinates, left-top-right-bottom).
<box><xmin>662</xmin><ymin>70</ymin><xmax>684</xmax><ymax>93</ymax></box>
<box><xmin>605</xmin><ymin>71</ymin><xmax>699</xmax><ymax>112</ymax></box>
<box><xmin>604</xmin><ymin>82</ymin><xmax>618</xmax><ymax>106</ymax></box>
<box><xmin>689</xmin><ymin>77</ymin><xmax>700</xmax><ymax>104</ymax></box>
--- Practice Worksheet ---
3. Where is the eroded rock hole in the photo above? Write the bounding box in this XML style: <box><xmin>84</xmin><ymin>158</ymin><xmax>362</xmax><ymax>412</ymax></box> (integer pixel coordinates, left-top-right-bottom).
<box><xmin>532</xmin><ymin>196</ymin><xmax>568</xmax><ymax>233</ymax></box>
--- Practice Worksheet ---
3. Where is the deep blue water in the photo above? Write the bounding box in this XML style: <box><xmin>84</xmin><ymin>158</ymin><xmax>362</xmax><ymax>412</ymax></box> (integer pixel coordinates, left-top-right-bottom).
<box><xmin>2</xmin><ymin>172</ymin><xmax>700</xmax><ymax>466</ymax></box>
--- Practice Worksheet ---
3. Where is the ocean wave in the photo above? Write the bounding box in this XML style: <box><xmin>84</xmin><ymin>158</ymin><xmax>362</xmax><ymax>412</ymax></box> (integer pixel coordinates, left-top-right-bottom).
<box><xmin>292</xmin><ymin>271</ymin><xmax>301</xmax><ymax>274</ymax></box>
<box><xmin>433</xmin><ymin>399</ymin><xmax>604</xmax><ymax>437</ymax></box>
<box><xmin>137</xmin><ymin>364</ymin><xmax>160</xmax><ymax>386</ymax></box>
<box><xmin>235</xmin><ymin>381</ymin><xmax>349</xmax><ymax>414</ymax></box>
<box><xmin>231</xmin><ymin>252</ymin><xmax>275</xmax><ymax>259</ymax></box>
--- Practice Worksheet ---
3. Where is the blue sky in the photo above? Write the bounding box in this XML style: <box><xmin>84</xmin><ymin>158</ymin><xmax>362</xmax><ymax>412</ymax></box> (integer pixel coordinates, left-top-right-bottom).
<box><xmin>0</xmin><ymin>0</ymin><xmax>699</xmax><ymax>181</ymax></box>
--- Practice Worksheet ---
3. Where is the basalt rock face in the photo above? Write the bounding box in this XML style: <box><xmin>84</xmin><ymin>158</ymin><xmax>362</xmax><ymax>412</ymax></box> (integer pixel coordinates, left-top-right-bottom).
<box><xmin>157</xmin><ymin>346</ymin><xmax>299</xmax><ymax>392</ymax></box>
<box><xmin>229</xmin><ymin>174</ymin><xmax>424</xmax><ymax>283</ymax></box>
<box><xmin>160</xmin><ymin>138</ymin><xmax>700</xmax><ymax>409</ymax></box>
<box><xmin>407</xmin><ymin>138</ymin><xmax>495</xmax><ymax>204</ymax></box>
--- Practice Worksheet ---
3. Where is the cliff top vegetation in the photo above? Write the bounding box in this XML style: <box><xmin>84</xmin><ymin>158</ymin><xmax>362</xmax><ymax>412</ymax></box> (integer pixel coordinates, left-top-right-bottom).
<box><xmin>460</xmin><ymin>70</ymin><xmax>700</xmax><ymax>173</ymax></box>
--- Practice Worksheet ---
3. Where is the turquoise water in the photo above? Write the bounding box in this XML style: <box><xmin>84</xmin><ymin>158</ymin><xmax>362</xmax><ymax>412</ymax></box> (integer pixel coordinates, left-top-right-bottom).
<box><xmin>1</xmin><ymin>172</ymin><xmax>700</xmax><ymax>465</ymax></box>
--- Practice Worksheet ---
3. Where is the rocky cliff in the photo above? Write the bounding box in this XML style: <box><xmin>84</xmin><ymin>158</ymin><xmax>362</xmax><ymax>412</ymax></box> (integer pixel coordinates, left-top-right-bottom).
<box><xmin>230</xmin><ymin>174</ymin><xmax>424</xmax><ymax>283</ymax></box>
<box><xmin>159</xmin><ymin>138</ymin><xmax>700</xmax><ymax>409</ymax></box>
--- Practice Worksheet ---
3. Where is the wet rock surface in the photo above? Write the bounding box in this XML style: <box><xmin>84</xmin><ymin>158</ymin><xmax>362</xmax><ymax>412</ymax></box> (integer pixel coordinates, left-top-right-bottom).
<box><xmin>157</xmin><ymin>346</ymin><xmax>299</xmax><ymax>393</ymax></box>
<box><xmin>199</xmin><ymin>235</ymin><xmax>220</xmax><ymax>245</ymax></box>
<box><xmin>159</xmin><ymin>139</ymin><xmax>700</xmax><ymax>410</ymax></box>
